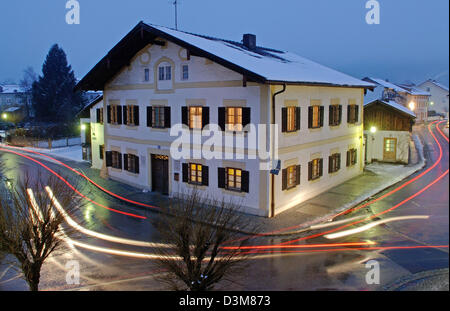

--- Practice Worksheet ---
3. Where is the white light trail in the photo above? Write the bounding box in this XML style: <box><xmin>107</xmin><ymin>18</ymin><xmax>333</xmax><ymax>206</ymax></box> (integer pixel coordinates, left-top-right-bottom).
<box><xmin>324</xmin><ymin>215</ymin><xmax>430</xmax><ymax>239</ymax></box>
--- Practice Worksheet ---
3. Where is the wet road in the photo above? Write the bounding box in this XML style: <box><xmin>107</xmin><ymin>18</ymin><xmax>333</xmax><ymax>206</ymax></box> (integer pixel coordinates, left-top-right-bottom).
<box><xmin>0</xmin><ymin>121</ymin><xmax>448</xmax><ymax>291</ymax></box>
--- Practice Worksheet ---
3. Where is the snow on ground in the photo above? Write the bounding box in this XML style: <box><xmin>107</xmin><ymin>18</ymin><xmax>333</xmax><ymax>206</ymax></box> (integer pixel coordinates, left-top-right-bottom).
<box><xmin>20</xmin><ymin>144</ymin><xmax>84</xmax><ymax>162</ymax></box>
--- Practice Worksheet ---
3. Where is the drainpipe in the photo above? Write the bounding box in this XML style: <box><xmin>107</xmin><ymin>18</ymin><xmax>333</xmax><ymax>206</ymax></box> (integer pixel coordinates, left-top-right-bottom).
<box><xmin>270</xmin><ymin>84</ymin><xmax>286</xmax><ymax>218</ymax></box>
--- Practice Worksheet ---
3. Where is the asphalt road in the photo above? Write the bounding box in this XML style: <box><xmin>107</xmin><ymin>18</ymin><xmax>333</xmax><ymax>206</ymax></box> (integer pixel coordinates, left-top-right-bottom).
<box><xmin>0</xmin><ymin>121</ymin><xmax>448</xmax><ymax>291</ymax></box>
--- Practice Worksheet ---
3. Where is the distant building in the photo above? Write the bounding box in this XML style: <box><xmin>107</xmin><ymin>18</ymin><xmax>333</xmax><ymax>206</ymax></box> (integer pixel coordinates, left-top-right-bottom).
<box><xmin>79</xmin><ymin>95</ymin><xmax>104</xmax><ymax>165</ymax></box>
<box><xmin>364</xmin><ymin>99</ymin><xmax>416</xmax><ymax>164</ymax></box>
<box><xmin>0</xmin><ymin>84</ymin><xmax>33</xmax><ymax>122</ymax></box>
<box><xmin>363</xmin><ymin>78</ymin><xmax>430</xmax><ymax>123</ymax></box>
<box><xmin>417</xmin><ymin>79</ymin><xmax>449</xmax><ymax>117</ymax></box>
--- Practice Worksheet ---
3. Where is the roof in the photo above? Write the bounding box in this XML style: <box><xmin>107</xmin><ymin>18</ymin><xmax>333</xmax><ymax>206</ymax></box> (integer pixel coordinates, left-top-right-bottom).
<box><xmin>4</xmin><ymin>106</ymin><xmax>21</xmax><ymax>112</ymax></box>
<box><xmin>77</xmin><ymin>94</ymin><xmax>103</xmax><ymax>118</ymax></box>
<box><xmin>0</xmin><ymin>84</ymin><xmax>25</xmax><ymax>94</ymax></box>
<box><xmin>395</xmin><ymin>84</ymin><xmax>430</xmax><ymax>96</ymax></box>
<box><xmin>364</xmin><ymin>99</ymin><xmax>416</xmax><ymax>118</ymax></box>
<box><xmin>76</xmin><ymin>21</ymin><xmax>375</xmax><ymax>91</ymax></box>
<box><xmin>363</xmin><ymin>77</ymin><xmax>408</xmax><ymax>93</ymax></box>
<box><xmin>419</xmin><ymin>79</ymin><xmax>449</xmax><ymax>92</ymax></box>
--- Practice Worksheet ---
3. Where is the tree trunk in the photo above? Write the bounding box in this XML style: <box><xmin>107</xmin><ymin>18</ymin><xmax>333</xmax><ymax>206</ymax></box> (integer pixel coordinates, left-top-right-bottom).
<box><xmin>24</xmin><ymin>264</ymin><xmax>41</xmax><ymax>291</ymax></box>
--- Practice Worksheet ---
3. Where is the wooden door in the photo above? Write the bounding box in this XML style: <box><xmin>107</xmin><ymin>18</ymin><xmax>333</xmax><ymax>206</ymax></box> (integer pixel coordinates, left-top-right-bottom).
<box><xmin>383</xmin><ymin>138</ymin><xmax>397</xmax><ymax>162</ymax></box>
<box><xmin>151</xmin><ymin>154</ymin><xmax>169</xmax><ymax>195</ymax></box>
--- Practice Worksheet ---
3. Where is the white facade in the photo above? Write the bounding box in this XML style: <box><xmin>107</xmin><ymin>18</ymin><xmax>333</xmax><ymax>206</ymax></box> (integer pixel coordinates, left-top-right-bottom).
<box><xmin>89</xmin><ymin>100</ymin><xmax>105</xmax><ymax>170</ymax></box>
<box><xmin>417</xmin><ymin>80</ymin><xmax>449</xmax><ymax>117</ymax></box>
<box><xmin>92</xmin><ymin>39</ymin><xmax>366</xmax><ymax>217</ymax></box>
<box><xmin>364</xmin><ymin>130</ymin><xmax>410</xmax><ymax>164</ymax></box>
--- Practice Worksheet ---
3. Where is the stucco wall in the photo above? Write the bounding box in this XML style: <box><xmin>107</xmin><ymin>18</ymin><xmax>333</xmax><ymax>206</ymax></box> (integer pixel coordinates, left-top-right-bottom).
<box><xmin>364</xmin><ymin>130</ymin><xmax>410</xmax><ymax>164</ymax></box>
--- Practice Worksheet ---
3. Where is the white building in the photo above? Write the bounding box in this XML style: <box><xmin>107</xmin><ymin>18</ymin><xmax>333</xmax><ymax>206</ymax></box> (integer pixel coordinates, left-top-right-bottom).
<box><xmin>417</xmin><ymin>79</ymin><xmax>449</xmax><ymax>118</ymax></box>
<box><xmin>76</xmin><ymin>22</ymin><xmax>374</xmax><ymax>217</ymax></box>
<box><xmin>79</xmin><ymin>95</ymin><xmax>104</xmax><ymax>167</ymax></box>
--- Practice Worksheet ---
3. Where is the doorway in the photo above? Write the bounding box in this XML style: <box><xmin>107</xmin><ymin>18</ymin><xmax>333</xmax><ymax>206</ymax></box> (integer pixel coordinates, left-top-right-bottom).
<box><xmin>151</xmin><ymin>154</ymin><xmax>169</xmax><ymax>195</ymax></box>
<box><xmin>383</xmin><ymin>138</ymin><xmax>397</xmax><ymax>162</ymax></box>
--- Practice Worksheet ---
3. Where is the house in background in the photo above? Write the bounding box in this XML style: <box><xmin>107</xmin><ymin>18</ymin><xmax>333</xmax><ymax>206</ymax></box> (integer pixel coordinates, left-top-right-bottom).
<box><xmin>75</xmin><ymin>21</ymin><xmax>374</xmax><ymax>217</ymax></box>
<box><xmin>364</xmin><ymin>99</ymin><xmax>416</xmax><ymax>164</ymax></box>
<box><xmin>79</xmin><ymin>94</ymin><xmax>104</xmax><ymax>165</ymax></box>
<box><xmin>417</xmin><ymin>79</ymin><xmax>449</xmax><ymax>118</ymax></box>
<box><xmin>0</xmin><ymin>84</ymin><xmax>33</xmax><ymax>122</ymax></box>
<box><xmin>363</xmin><ymin>77</ymin><xmax>430</xmax><ymax>123</ymax></box>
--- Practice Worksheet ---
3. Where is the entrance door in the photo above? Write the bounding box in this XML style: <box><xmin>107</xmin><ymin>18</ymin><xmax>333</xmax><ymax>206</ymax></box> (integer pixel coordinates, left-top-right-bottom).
<box><xmin>383</xmin><ymin>138</ymin><xmax>397</xmax><ymax>162</ymax></box>
<box><xmin>151</xmin><ymin>154</ymin><xmax>169</xmax><ymax>194</ymax></box>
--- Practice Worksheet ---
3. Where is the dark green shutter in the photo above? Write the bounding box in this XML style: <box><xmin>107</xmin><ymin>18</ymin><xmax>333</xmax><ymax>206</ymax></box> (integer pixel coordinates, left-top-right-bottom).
<box><xmin>281</xmin><ymin>107</ymin><xmax>287</xmax><ymax>132</ymax></box>
<box><xmin>122</xmin><ymin>106</ymin><xmax>127</xmax><ymax>125</ymax></box>
<box><xmin>319</xmin><ymin>106</ymin><xmax>324</xmax><ymax>127</ymax></box>
<box><xmin>347</xmin><ymin>151</ymin><xmax>350</xmax><ymax>167</ymax></box>
<box><xmin>242</xmin><ymin>107</ymin><xmax>251</xmax><ymax>129</ymax></box>
<box><xmin>123</xmin><ymin>154</ymin><xmax>129</xmax><ymax>171</ymax></box>
<box><xmin>117</xmin><ymin>106</ymin><xmax>123</xmax><ymax>125</ymax></box>
<box><xmin>135</xmin><ymin>156</ymin><xmax>140</xmax><ymax>174</ymax></box>
<box><xmin>282</xmin><ymin>168</ymin><xmax>287</xmax><ymax>190</ymax></box>
<box><xmin>118</xmin><ymin>153</ymin><xmax>122</xmax><ymax>169</ymax></box>
<box><xmin>164</xmin><ymin>107</ymin><xmax>171</xmax><ymax>128</ymax></box>
<box><xmin>319</xmin><ymin>158</ymin><xmax>323</xmax><ymax>177</ymax></box>
<box><xmin>182</xmin><ymin>107</ymin><xmax>188</xmax><ymax>127</ymax></box>
<box><xmin>218</xmin><ymin>167</ymin><xmax>226</xmax><ymax>189</ymax></box>
<box><xmin>329</xmin><ymin>105</ymin><xmax>334</xmax><ymax>126</ymax></box>
<box><xmin>241</xmin><ymin>170</ymin><xmax>249</xmax><ymax>193</ymax></box>
<box><xmin>329</xmin><ymin>156</ymin><xmax>333</xmax><ymax>173</ymax></box>
<box><xmin>308</xmin><ymin>161</ymin><xmax>312</xmax><ymax>180</ymax></box>
<box><xmin>308</xmin><ymin>107</ymin><xmax>313</xmax><ymax>128</ymax></box>
<box><xmin>107</xmin><ymin>106</ymin><xmax>111</xmax><ymax>123</ymax></box>
<box><xmin>296</xmin><ymin>165</ymin><xmax>301</xmax><ymax>185</ymax></box>
<box><xmin>182</xmin><ymin>163</ymin><xmax>189</xmax><ymax>183</ymax></box>
<box><xmin>295</xmin><ymin>107</ymin><xmax>301</xmax><ymax>130</ymax></box>
<box><xmin>202</xmin><ymin>107</ymin><xmax>210</xmax><ymax>129</ymax></box>
<box><xmin>338</xmin><ymin>105</ymin><xmax>342</xmax><ymax>124</ymax></box>
<box><xmin>105</xmin><ymin>151</ymin><xmax>112</xmax><ymax>167</ymax></box>
<box><xmin>202</xmin><ymin>165</ymin><xmax>209</xmax><ymax>186</ymax></box>
<box><xmin>96</xmin><ymin>109</ymin><xmax>101</xmax><ymax>123</ymax></box>
<box><xmin>147</xmin><ymin>107</ymin><xmax>152</xmax><ymax>127</ymax></box>
<box><xmin>218</xmin><ymin>107</ymin><xmax>226</xmax><ymax>131</ymax></box>
<box><xmin>133</xmin><ymin>106</ymin><xmax>139</xmax><ymax>126</ymax></box>
<box><xmin>355</xmin><ymin>105</ymin><xmax>359</xmax><ymax>123</ymax></box>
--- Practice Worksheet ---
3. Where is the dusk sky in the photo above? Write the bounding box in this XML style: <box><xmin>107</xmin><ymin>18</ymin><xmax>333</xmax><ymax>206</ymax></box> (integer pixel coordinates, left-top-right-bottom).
<box><xmin>0</xmin><ymin>0</ymin><xmax>448</xmax><ymax>86</ymax></box>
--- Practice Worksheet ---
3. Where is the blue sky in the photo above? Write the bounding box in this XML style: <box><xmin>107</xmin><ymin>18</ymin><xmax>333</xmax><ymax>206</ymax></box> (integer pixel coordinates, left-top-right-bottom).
<box><xmin>0</xmin><ymin>0</ymin><xmax>448</xmax><ymax>86</ymax></box>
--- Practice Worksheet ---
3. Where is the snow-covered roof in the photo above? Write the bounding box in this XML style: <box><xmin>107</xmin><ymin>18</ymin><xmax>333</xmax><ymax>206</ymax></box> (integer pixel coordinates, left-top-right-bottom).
<box><xmin>364</xmin><ymin>99</ymin><xmax>416</xmax><ymax>118</ymax></box>
<box><xmin>364</xmin><ymin>78</ymin><xmax>408</xmax><ymax>93</ymax></box>
<box><xmin>0</xmin><ymin>84</ymin><xmax>24</xmax><ymax>94</ymax></box>
<box><xmin>396</xmin><ymin>84</ymin><xmax>430</xmax><ymax>96</ymax></box>
<box><xmin>147</xmin><ymin>24</ymin><xmax>374</xmax><ymax>88</ymax></box>
<box><xmin>4</xmin><ymin>106</ymin><xmax>21</xmax><ymax>112</ymax></box>
<box><xmin>420</xmin><ymin>79</ymin><xmax>449</xmax><ymax>92</ymax></box>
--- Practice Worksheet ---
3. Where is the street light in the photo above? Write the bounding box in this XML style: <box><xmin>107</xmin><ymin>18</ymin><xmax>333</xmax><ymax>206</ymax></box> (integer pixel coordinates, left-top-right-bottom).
<box><xmin>81</xmin><ymin>124</ymin><xmax>87</xmax><ymax>131</ymax></box>
<box><xmin>1</xmin><ymin>113</ymin><xmax>7</xmax><ymax>120</ymax></box>
<box><xmin>370</xmin><ymin>126</ymin><xmax>377</xmax><ymax>134</ymax></box>
<box><xmin>408</xmin><ymin>101</ymin><xmax>416</xmax><ymax>111</ymax></box>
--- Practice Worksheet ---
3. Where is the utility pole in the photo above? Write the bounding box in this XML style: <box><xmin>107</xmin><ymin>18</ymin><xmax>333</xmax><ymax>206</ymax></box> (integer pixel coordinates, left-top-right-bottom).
<box><xmin>173</xmin><ymin>0</ymin><xmax>178</xmax><ymax>30</ymax></box>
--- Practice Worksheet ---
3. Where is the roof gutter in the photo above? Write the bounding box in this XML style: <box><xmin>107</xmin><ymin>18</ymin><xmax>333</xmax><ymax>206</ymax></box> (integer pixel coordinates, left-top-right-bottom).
<box><xmin>270</xmin><ymin>84</ymin><xmax>286</xmax><ymax>218</ymax></box>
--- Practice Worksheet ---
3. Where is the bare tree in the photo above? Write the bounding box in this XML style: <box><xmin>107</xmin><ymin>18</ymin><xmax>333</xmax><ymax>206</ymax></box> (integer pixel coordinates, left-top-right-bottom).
<box><xmin>0</xmin><ymin>171</ymin><xmax>81</xmax><ymax>291</ymax></box>
<box><xmin>152</xmin><ymin>189</ymin><xmax>259</xmax><ymax>291</ymax></box>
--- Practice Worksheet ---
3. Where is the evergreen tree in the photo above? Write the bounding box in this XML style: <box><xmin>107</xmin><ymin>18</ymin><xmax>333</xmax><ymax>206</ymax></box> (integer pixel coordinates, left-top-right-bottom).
<box><xmin>32</xmin><ymin>44</ymin><xmax>83</xmax><ymax>122</ymax></box>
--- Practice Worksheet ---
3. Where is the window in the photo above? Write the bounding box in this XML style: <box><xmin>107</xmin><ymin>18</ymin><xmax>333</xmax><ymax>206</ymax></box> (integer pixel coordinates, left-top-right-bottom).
<box><xmin>189</xmin><ymin>163</ymin><xmax>203</xmax><ymax>185</ymax></box>
<box><xmin>287</xmin><ymin>107</ymin><xmax>297</xmax><ymax>132</ymax></box>
<box><xmin>308</xmin><ymin>106</ymin><xmax>324</xmax><ymax>129</ymax></box>
<box><xmin>144</xmin><ymin>68</ymin><xmax>150</xmax><ymax>82</ymax></box>
<box><xmin>226</xmin><ymin>107</ymin><xmax>243</xmax><ymax>131</ymax></box>
<box><xmin>329</xmin><ymin>105</ymin><xmax>342</xmax><ymax>126</ymax></box>
<box><xmin>158</xmin><ymin>65</ymin><xmax>172</xmax><ymax>81</ymax></box>
<box><xmin>189</xmin><ymin>106</ymin><xmax>203</xmax><ymax>129</ymax></box>
<box><xmin>182</xmin><ymin>65</ymin><xmax>189</xmax><ymax>80</ymax></box>
<box><xmin>384</xmin><ymin>139</ymin><xmax>395</xmax><ymax>153</ymax></box>
<box><xmin>125</xmin><ymin>105</ymin><xmax>139</xmax><ymax>126</ymax></box>
<box><xmin>308</xmin><ymin>158</ymin><xmax>323</xmax><ymax>181</ymax></box>
<box><xmin>226</xmin><ymin>168</ymin><xmax>242</xmax><ymax>191</ymax></box>
<box><xmin>124</xmin><ymin>154</ymin><xmax>139</xmax><ymax>174</ymax></box>
<box><xmin>111</xmin><ymin>151</ymin><xmax>122</xmax><ymax>169</ymax></box>
<box><xmin>282</xmin><ymin>165</ymin><xmax>301</xmax><ymax>190</ymax></box>
<box><xmin>347</xmin><ymin>105</ymin><xmax>359</xmax><ymax>124</ymax></box>
<box><xmin>152</xmin><ymin>106</ymin><xmax>165</xmax><ymax>128</ymax></box>
<box><xmin>347</xmin><ymin>149</ymin><xmax>357</xmax><ymax>166</ymax></box>
<box><xmin>96</xmin><ymin>108</ymin><xmax>104</xmax><ymax>124</ymax></box>
<box><xmin>328</xmin><ymin>153</ymin><xmax>341</xmax><ymax>173</ymax></box>
<box><xmin>99</xmin><ymin>145</ymin><xmax>104</xmax><ymax>160</ymax></box>
<box><xmin>109</xmin><ymin>104</ymin><xmax>121</xmax><ymax>124</ymax></box>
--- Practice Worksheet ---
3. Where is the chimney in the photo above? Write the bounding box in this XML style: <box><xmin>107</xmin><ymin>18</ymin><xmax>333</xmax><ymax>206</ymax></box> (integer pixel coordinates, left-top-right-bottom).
<box><xmin>243</xmin><ymin>34</ymin><xmax>256</xmax><ymax>50</ymax></box>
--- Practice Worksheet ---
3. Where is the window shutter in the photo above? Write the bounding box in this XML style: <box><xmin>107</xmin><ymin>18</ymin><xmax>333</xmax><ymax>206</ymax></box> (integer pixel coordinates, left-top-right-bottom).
<box><xmin>355</xmin><ymin>105</ymin><xmax>359</xmax><ymax>123</ymax></box>
<box><xmin>308</xmin><ymin>161</ymin><xmax>312</xmax><ymax>181</ymax></box>
<box><xmin>282</xmin><ymin>168</ymin><xmax>287</xmax><ymax>190</ymax></box>
<box><xmin>338</xmin><ymin>105</ymin><xmax>342</xmax><ymax>124</ymax></box>
<box><xmin>337</xmin><ymin>153</ymin><xmax>341</xmax><ymax>170</ymax></box>
<box><xmin>354</xmin><ymin>149</ymin><xmax>357</xmax><ymax>165</ymax></box>
<box><xmin>329</xmin><ymin>156</ymin><xmax>333</xmax><ymax>173</ymax></box>
<box><xmin>105</xmin><ymin>151</ymin><xmax>112</xmax><ymax>167</ymax></box>
<box><xmin>296</xmin><ymin>165</ymin><xmax>301</xmax><ymax>185</ymax></box>
<box><xmin>218</xmin><ymin>107</ymin><xmax>226</xmax><ymax>131</ymax></box>
<box><xmin>117</xmin><ymin>106</ymin><xmax>123</xmax><ymax>124</ymax></box>
<box><xmin>107</xmin><ymin>106</ymin><xmax>111</xmax><ymax>123</ymax></box>
<box><xmin>329</xmin><ymin>105</ymin><xmax>334</xmax><ymax>126</ymax></box>
<box><xmin>295</xmin><ymin>107</ymin><xmax>301</xmax><ymax>130</ymax></box>
<box><xmin>123</xmin><ymin>154</ymin><xmax>129</xmax><ymax>171</ymax></box>
<box><xmin>319</xmin><ymin>106</ymin><xmax>324</xmax><ymax>127</ymax></box>
<box><xmin>135</xmin><ymin>156</ymin><xmax>140</xmax><ymax>174</ymax></box>
<box><xmin>202</xmin><ymin>107</ymin><xmax>210</xmax><ymax>129</ymax></box>
<box><xmin>123</xmin><ymin>106</ymin><xmax>128</xmax><ymax>125</ymax></box>
<box><xmin>319</xmin><ymin>158</ymin><xmax>323</xmax><ymax>177</ymax></box>
<box><xmin>308</xmin><ymin>106</ymin><xmax>313</xmax><ymax>128</ymax></box>
<box><xmin>147</xmin><ymin>107</ymin><xmax>152</xmax><ymax>127</ymax></box>
<box><xmin>202</xmin><ymin>165</ymin><xmax>209</xmax><ymax>186</ymax></box>
<box><xmin>218</xmin><ymin>167</ymin><xmax>226</xmax><ymax>189</ymax></box>
<box><xmin>182</xmin><ymin>106</ymin><xmax>188</xmax><ymax>127</ymax></box>
<box><xmin>96</xmin><ymin>109</ymin><xmax>101</xmax><ymax>123</ymax></box>
<box><xmin>182</xmin><ymin>163</ymin><xmax>189</xmax><ymax>183</ymax></box>
<box><xmin>164</xmin><ymin>107</ymin><xmax>171</xmax><ymax>128</ymax></box>
<box><xmin>242</xmin><ymin>107</ymin><xmax>251</xmax><ymax>129</ymax></box>
<box><xmin>241</xmin><ymin>170</ymin><xmax>249</xmax><ymax>193</ymax></box>
<box><xmin>134</xmin><ymin>106</ymin><xmax>139</xmax><ymax>126</ymax></box>
<box><xmin>281</xmin><ymin>107</ymin><xmax>287</xmax><ymax>132</ymax></box>
<box><xmin>347</xmin><ymin>150</ymin><xmax>350</xmax><ymax>167</ymax></box>
<box><xmin>347</xmin><ymin>106</ymin><xmax>351</xmax><ymax>124</ymax></box>
<box><xmin>118</xmin><ymin>153</ymin><xmax>123</xmax><ymax>169</ymax></box>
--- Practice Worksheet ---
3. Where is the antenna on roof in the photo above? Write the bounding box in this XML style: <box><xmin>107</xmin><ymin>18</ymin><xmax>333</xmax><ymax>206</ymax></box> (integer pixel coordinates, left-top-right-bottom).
<box><xmin>173</xmin><ymin>0</ymin><xmax>179</xmax><ymax>30</ymax></box>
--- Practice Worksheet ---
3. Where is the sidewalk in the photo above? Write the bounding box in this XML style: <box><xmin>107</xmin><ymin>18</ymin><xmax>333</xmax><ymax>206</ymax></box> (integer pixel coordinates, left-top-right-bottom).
<box><xmin>1</xmin><ymin>134</ymin><xmax>426</xmax><ymax>235</ymax></box>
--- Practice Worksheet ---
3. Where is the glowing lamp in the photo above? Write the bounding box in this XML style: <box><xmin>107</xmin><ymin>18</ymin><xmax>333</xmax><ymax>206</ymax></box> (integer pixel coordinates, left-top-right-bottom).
<box><xmin>408</xmin><ymin>101</ymin><xmax>416</xmax><ymax>111</ymax></box>
<box><xmin>1</xmin><ymin>113</ymin><xmax>7</xmax><ymax>120</ymax></box>
<box><xmin>81</xmin><ymin>124</ymin><xmax>87</xmax><ymax>131</ymax></box>
<box><xmin>430</xmin><ymin>101</ymin><xmax>434</xmax><ymax>106</ymax></box>
<box><xmin>370</xmin><ymin>126</ymin><xmax>377</xmax><ymax>133</ymax></box>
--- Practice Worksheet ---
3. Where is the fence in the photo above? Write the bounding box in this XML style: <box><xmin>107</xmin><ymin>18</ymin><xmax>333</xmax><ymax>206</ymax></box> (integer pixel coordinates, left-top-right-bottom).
<box><xmin>8</xmin><ymin>136</ymin><xmax>81</xmax><ymax>149</ymax></box>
